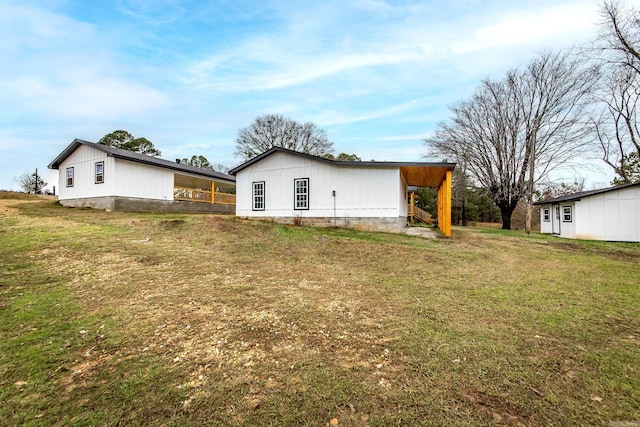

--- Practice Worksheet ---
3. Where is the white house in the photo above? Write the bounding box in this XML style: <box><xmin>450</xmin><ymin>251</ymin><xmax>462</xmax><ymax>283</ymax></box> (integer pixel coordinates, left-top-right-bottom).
<box><xmin>48</xmin><ymin>139</ymin><xmax>236</xmax><ymax>213</ymax></box>
<box><xmin>534</xmin><ymin>183</ymin><xmax>640</xmax><ymax>242</ymax></box>
<box><xmin>229</xmin><ymin>147</ymin><xmax>456</xmax><ymax>236</ymax></box>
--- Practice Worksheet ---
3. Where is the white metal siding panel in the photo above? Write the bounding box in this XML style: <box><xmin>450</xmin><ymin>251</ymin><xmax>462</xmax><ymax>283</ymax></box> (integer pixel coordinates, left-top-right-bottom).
<box><xmin>399</xmin><ymin>172</ymin><xmax>408</xmax><ymax>217</ymax></box>
<box><xmin>539</xmin><ymin>204</ymin><xmax>553</xmax><ymax>234</ymax></box>
<box><xmin>573</xmin><ymin>186</ymin><xmax>639</xmax><ymax>242</ymax></box>
<box><xmin>559</xmin><ymin>202</ymin><xmax>576</xmax><ymax>239</ymax></box>
<box><xmin>57</xmin><ymin>145</ymin><xmax>109</xmax><ymax>200</ymax></box>
<box><xmin>602</xmin><ymin>186</ymin><xmax>639</xmax><ymax>242</ymax></box>
<box><xmin>113</xmin><ymin>159</ymin><xmax>173</xmax><ymax>200</ymax></box>
<box><xmin>235</xmin><ymin>151</ymin><xmax>401</xmax><ymax>218</ymax></box>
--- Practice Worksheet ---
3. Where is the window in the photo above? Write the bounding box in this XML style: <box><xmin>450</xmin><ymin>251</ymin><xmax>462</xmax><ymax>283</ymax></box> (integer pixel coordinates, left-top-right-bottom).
<box><xmin>253</xmin><ymin>181</ymin><xmax>265</xmax><ymax>211</ymax></box>
<box><xmin>95</xmin><ymin>161</ymin><xmax>104</xmax><ymax>184</ymax></box>
<box><xmin>562</xmin><ymin>206</ymin><xmax>572</xmax><ymax>222</ymax></box>
<box><xmin>66</xmin><ymin>167</ymin><xmax>74</xmax><ymax>187</ymax></box>
<box><xmin>294</xmin><ymin>178</ymin><xmax>309</xmax><ymax>210</ymax></box>
<box><xmin>543</xmin><ymin>208</ymin><xmax>550</xmax><ymax>222</ymax></box>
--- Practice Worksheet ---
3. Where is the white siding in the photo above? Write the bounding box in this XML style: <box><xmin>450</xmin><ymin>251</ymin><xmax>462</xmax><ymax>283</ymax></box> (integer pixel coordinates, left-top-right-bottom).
<box><xmin>57</xmin><ymin>145</ymin><xmax>174</xmax><ymax>201</ymax></box>
<box><xmin>539</xmin><ymin>204</ymin><xmax>553</xmax><ymax>234</ymax></box>
<box><xmin>540</xmin><ymin>186</ymin><xmax>640</xmax><ymax>242</ymax></box>
<box><xmin>58</xmin><ymin>145</ymin><xmax>110</xmax><ymax>200</ymax></box>
<box><xmin>576</xmin><ymin>186</ymin><xmax>640</xmax><ymax>242</ymax></box>
<box><xmin>399</xmin><ymin>172</ymin><xmax>408</xmax><ymax>217</ymax></box>
<box><xmin>112</xmin><ymin>159</ymin><xmax>174</xmax><ymax>200</ymax></box>
<box><xmin>236</xmin><ymin>151</ymin><xmax>402</xmax><ymax>218</ymax></box>
<box><xmin>558</xmin><ymin>202</ymin><xmax>576</xmax><ymax>239</ymax></box>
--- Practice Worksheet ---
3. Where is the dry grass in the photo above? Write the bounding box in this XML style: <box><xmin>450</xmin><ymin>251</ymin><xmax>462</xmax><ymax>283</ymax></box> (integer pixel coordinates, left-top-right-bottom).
<box><xmin>1</xmin><ymin>192</ymin><xmax>639</xmax><ymax>426</ymax></box>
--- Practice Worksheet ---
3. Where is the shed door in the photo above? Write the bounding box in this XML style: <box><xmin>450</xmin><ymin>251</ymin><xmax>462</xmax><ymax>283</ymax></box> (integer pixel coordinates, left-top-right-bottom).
<box><xmin>552</xmin><ymin>204</ymin><xmax>561</xmax><ymax>235</ymax></box>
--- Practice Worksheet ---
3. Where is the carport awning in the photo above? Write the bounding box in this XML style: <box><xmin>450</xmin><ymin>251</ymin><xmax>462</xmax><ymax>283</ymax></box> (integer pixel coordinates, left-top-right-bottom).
<box><xmin>400</xmin><ymin>165</ymin><xmax>453</xmax><ymax>188</ymax></box>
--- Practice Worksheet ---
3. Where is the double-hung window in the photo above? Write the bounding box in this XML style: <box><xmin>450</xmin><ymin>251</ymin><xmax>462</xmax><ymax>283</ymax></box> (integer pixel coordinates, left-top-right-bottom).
<box><xmin>66</xmin><ymin>167</ymin><xmax>74</xmax><ymax>187</ymax></box>
<box><xmin>95</xmin><ymin>161</ymin><xmax>104</xmax><ymax>184</ymax></box>
<box><xmin>253</xmin><ymin>182</ymin><xmax>265</xmax><ymax>211</ymax></box>
<box><xmin>294</xmin><ymin>178</ymin><xmax>309</xmax><ymax>210</ymax></box>
<box><xmin>543</xmin><ymin>208</ymin><xmax>550</xmax><ymax>222</ymax></box>
<box><xmin>562</xmin><ymin>206</ymin><xmax>572</xmax><ymax>222</ymax></box>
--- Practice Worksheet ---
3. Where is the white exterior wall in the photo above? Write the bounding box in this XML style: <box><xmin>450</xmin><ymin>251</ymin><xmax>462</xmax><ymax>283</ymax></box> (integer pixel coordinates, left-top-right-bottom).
<box><xmin>112</xmin><ymin>159</ymin><xmax>173</xmax><ymax>200</ymax></box>
<box><xmin>236</xmin><ymin>151</ymin><xmax>403</xmax><ymax>218</ymax></box>
<box><xmin>559</xmin><ymin>202</ymin><xmax>576</xmax><ymax>239</ymax></box>
<box><xmin>575</xmin><ymin>186</ymin><xmax>640</xmax><ymax>242</ymax></box>
<box><xmin>57</xmin><ymin>144</ymin><xmax>174</xmax><ymax>201</ymax></box>
<box><xmin>539</xmin><ymin>205</ymin><xmax>553</xmax><ymax>234</ymax></box>
<box><xmin>399</xmin><ymin>172</ymin><xmax>408</xmax><ymax>217</ymax></box>
<box><xmin>58</xmin><ymin>145</ymin><xmax>111</xmax><ymax>200</ymax></box>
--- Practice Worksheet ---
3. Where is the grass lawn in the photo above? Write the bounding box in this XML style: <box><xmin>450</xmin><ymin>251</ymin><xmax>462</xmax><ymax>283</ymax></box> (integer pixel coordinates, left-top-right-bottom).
<box><xmin>1</xmin><ymin>192</ymin><xmax>638</xmax><ymax>426</ymax></box>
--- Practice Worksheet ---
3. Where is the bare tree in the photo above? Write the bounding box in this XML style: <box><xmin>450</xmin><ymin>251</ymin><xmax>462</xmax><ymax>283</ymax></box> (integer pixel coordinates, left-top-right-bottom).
<box><xmin>426</xmin><ymin>51</ymin><xmax>598</xmax><ymax>230</ymax></box>
<box><xmin>15</xmin><ymin>169</ymin><xmax>46</xmax><ymax>194</ymax></box>
<box><xmin>598</xmin><ymin>1</ymin><xmax>640</xmax><ymax>74</ymax></box>
<box><xmin>235</xmin><ymin>114</ymin><xmax>333</xmax><ymax>161</ymax></box>
<box><xmin>592</xmin><ymin>67</ymin><xmax>640</xmax><ymax>183</ymax></box>
<box><xmin>517</xmin><ymin>51</ymin><xmax>599</xmax><ymax>233</ymax></box>
<box><xmin>590</xmin><ymin>2</ymin><xmax>640</xmax><ymax>184</ymax></box>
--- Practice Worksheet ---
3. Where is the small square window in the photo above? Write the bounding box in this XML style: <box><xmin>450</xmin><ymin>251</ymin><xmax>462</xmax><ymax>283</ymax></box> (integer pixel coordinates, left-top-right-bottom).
<box><xmin>66</xmin><ymin>167</ymin><xmax>74</xmax><ymax>187</ymax></box>
<box><xmin>253</xmin><ymin>181</ymin><xmax>265</xmax><ymax>211</ymax></box>
<box><xmin>294</xmin><ymin>178</ymin><xmax>309</xmax><ymax>210</ymax></box>
<box><xmin>543</xmin><ymin>208</ymin><xmax>550</xmax><ymax>222</ymax></box>
<box><xmin>95</xmin><ymin>161</ymin><xmax>104</xmax><ymax>184</ymax></box>
<box><xmin>562</xmin><ymin>206</ymin><xmax>572</xmax><ymax>222</ymax></box>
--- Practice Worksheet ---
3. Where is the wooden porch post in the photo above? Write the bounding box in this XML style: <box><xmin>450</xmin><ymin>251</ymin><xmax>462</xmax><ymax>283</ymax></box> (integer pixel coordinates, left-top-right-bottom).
<box><xmin>436</xmin><ymin>170</ymin><xmax>452</xmax><ymax>237</ymax></box>
<box><xmin>211</xmin><ymin>181</ymin><xmax>216</xmax><ymax>204</ymax></box>
<box><xmin>440</xmin><ymin>170</ymin><xmax>452</xmax><ymax>237</ymax></box>
<box><xmin>410</xmin><ymin>191</ymin><xmax>415</xmax><ymax>223</ymax></box>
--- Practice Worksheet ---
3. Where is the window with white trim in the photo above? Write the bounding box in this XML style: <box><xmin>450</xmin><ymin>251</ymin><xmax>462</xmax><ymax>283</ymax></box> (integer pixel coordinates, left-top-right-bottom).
<box><xmin>95</xmin><ymin>161</ymin><xmax>104</xmax><ymax>184</ymax></box>
<box><xmin>543</xmin><ymin>208</ymin><xmax>550</xmax><ymax>222</ymax></box>
<box><xmin>562</xmin><ymin>206</ymin><xmax>572</xmax><ymax>222</ymax></box>
<box><xmin>253</xmin><ymin>181</ymin><xmax>265</xmax><ymax>211</ymax></box>
<box><xmin>294</xmin><ymin>178</ymin><xmax>309</xmax><ymax>210</ymax></box>
<box><xmin>66</xmin><ymin>167</ymin><xmax>74</xmax><ymax>187</ymax></box>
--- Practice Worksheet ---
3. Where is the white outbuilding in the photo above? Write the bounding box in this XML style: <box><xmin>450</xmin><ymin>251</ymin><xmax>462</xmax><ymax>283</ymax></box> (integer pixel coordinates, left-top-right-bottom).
<box><xmin>534</xmin><ymin>183</ymin><xmax>640</xmax><ymax>242</ymax></box>
<box><xmin>48</xmin><ymin>139</ymin><xmax>236</xmax><ymax>213</ymax></box>
<box><xmin>229</xmin><ymin>147</ymin><xmax>456</xmax><ymax>236</ymax></box>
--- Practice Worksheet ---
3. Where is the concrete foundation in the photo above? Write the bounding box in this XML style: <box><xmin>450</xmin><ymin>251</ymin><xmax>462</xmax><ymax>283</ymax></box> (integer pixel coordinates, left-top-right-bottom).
<box><xmin>59</xmin><ymin>196</ymin><xmax>235</xmax><ymax>214</ymax></box>
<box><xmin>241</xmin><ymin>215</ymin><xmax>407</xmax><ymax>233</ymax></box>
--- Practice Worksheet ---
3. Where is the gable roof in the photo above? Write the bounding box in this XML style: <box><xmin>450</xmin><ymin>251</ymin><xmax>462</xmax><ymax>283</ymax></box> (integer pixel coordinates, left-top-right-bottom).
<box><xmin>533</xmin><ymin>183</ymin><xmax>640</xmax><ymax>205</ymax></box>
<box><xmin>48</xmin><ymin>139</ymin><xmax>235</xmax><ymax>183</ymax></box>
<box><xmin>229</xmin><ymin>147</ymin><xmax>455</xmax><ymax>188</ymax></box>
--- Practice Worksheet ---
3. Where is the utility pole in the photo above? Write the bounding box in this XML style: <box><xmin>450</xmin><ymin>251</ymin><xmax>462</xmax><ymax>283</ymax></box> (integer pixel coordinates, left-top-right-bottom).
<box><xmin>34</xmin><ymin>168</ymin><xmax>40</xmax><ymax>194</ymax></box>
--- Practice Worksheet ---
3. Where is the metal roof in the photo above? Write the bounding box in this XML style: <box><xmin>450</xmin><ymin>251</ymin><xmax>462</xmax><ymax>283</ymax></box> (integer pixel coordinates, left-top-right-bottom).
<box><xmin>48</xmin><ymin>139</ymin><xmax>235</xmax><ymax>183</ymax></box>
<box><xmin>229</xmin><ymin>147</ymin><xmax>455</xmax><ymax>188</ymax></box>
<box><xmin>533</xmin><ymin>183</ymin><xmax>640</xmax><ymax>205</ymax></box>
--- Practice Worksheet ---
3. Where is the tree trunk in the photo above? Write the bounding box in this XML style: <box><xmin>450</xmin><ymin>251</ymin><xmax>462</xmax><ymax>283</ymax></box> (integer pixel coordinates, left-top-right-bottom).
<box><xmin>497</xmin><ymin>201</ymin><xmax>517</xmax><ymax>230</ymax></box>
<box><xmin>461</xmin><ymin>197</ymin><xmax>467</xmax><ymax>226</ymax></box>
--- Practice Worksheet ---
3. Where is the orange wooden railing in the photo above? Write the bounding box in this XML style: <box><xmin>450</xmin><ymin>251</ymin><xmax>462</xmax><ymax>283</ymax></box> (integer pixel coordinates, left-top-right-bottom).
<box><xmin>173</xmin><ymin>186</ymin><xmax>236</xmax><ymax>205</ymax></box>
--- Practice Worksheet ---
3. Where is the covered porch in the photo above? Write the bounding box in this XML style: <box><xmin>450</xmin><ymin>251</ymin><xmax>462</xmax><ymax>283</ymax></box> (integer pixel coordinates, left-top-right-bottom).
<box><xmin>400</xmin><ymin>164</ymin><xmax>453</xmax><ymax>237</ymax></box>
<box><xmin>173</xmin><ymin>173</ymin><xmax>236</xmax><ymax>206</ymax></box>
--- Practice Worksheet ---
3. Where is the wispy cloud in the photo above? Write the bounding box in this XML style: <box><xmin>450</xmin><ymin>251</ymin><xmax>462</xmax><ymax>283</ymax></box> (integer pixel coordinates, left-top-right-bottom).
<box><xmin>0</xmin><ymin>0</ymin><xmax>611</xmax><ymax>190</ymax></box>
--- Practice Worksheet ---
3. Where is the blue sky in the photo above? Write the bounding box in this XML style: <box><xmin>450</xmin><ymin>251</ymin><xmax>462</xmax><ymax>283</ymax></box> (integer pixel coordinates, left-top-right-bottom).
<box><xmin>1</xmin><ymin>0</ymin><xmax>613</xmax><ymax>191</ymax></box>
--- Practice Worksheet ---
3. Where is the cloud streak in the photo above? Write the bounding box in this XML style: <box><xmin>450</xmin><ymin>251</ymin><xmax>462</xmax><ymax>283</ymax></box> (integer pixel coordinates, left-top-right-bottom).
<box><xmin>0</xmin><ymin>0</ymin><xmax>613</xmax><ymax>190</ymax></box>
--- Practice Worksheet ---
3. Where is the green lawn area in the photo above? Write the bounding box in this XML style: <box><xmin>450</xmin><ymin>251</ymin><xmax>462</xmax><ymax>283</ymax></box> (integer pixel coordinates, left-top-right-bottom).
<box><xmin>1</xmin><ymin>192</ymin><xmax>638</xmax><ymax>426</ymax></box>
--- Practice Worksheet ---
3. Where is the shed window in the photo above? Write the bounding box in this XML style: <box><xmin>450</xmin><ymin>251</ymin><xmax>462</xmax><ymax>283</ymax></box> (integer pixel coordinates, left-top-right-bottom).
<box><xmin>294</xmin><ymin>178</ymin><xmax>309</xmax><ymax>210</ymax></box>
<box><xmin>66</xmin><ymin>167</ymin><xmax>74</xmax><ymax>187</ymax></box>
<box><xmin>253</xmin><ymin>181</ymin><xmax>265</xmax><ymax>211</ymax></box>
<box><xmin>562</xmin><ymin>206</ymin><xmax>572</xmax><ymax>222</ymax></box>
<box><xmin>543</xmin><ymin>208</ymin><xmax>550</xmax><ymax>222</ymax></box>
<box><xmin>95</xmin><ymin>161</ymin><xmax>104</xmax><ymax>184</ymax></box>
